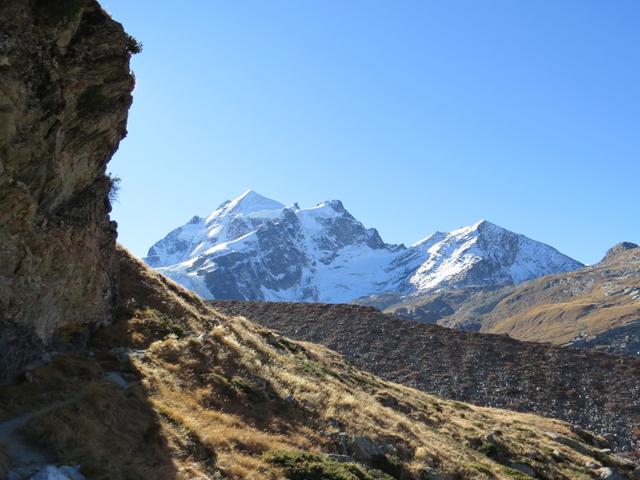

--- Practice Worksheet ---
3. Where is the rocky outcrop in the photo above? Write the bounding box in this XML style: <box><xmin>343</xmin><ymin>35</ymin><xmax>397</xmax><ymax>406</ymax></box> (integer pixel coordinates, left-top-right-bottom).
<box><xmin>601</xmin><ymin>242</ymin><xmax>640</xmax><ymax>265</ymax></box>
<box><xmin>0</xmin><ymin>0</ymin><xmax>136</xmax><ymax>381</ymax></box>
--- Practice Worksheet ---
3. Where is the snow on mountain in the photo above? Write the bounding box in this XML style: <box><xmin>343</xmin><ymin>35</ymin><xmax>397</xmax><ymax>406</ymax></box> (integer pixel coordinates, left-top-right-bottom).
<box><xmin>404</xmin><ymin>220</ymin><xmax>583</xmax><ymax>294</ymax></box>
<box><xmin>144</xmin><ymin>191</ymin><xmax>583</xmax><ymax>302</ymax></box>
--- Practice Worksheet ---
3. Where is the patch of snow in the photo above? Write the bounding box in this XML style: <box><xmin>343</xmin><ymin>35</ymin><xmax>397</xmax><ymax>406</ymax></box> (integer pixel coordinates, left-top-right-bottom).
<box><xmin>30</xmin><ymin>465</ymin><xmax>85</xmax><ymax>480</ymax></box>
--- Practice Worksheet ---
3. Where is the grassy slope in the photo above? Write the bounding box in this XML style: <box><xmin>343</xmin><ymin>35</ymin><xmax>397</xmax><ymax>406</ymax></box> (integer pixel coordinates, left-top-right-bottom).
<box><xmin>210</xmin><ymin>300</ymin><xmax>640</xmax><ymax>452</ymax></box>
<box><xmin>381</xmin><ymin>248</ymin><xmax>640</xmax><ymax>346</ymax></box>
<box><xmin>0</xmin><ymin>247</ymin><xmax>635</xmax><ymax>479</ymax></box>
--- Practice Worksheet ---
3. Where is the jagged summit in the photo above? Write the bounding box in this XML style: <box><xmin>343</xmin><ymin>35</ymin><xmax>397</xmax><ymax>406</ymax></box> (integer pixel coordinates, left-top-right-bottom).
<box><xmin>207</xmin><ymin>189</ymin><xmax>285</xmax><ymax>222</ymax></box>
<box><xmin>144</xmin><ymin>192</ymin><xmax>582</xmax><ymax>302</ymax></box>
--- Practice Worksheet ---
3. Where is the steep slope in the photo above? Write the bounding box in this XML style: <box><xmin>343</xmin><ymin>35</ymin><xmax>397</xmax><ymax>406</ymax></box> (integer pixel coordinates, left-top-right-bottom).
<box><xmin>145</xmin><ymin>192</ymin><xmax>581</xmax><ymax>303</ymax></box>
<box><xmin>376</xmin><ymin>242</ymin><xmax>640</xmax><ymax>356</ymax></box>
<box><xmin>0</xmin><ymin>0</ymin><xmax>136</xmax><ymax>381</ymax></box>
<box><xmin>211</xmin><ymin>300</ymin><xmax>640</xmax><ymax>454</ymax></box>
<box><xmin>2</xmin><ymin>248</ymin><xmax>636</xmax><ymax>479</ymax></box>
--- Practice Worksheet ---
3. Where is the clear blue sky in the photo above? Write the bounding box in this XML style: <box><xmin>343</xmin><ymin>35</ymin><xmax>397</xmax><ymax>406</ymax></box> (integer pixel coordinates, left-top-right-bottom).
<box><xmin>103</xmin><ymin>0</ymin><xmax>639</xmax><ymax>265</ymax></box>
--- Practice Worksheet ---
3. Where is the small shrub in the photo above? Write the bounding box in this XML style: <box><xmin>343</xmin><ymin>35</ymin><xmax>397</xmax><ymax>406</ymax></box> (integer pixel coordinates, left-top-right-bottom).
<box><xmin>125</xmin><ymin>35</ymin><xmax>143</xmax><ymax>54</ymax></box>
<box><xmin>107</xmin><ymin>174</ymin><xmax>121</xmax><ymax>205</ymax></box>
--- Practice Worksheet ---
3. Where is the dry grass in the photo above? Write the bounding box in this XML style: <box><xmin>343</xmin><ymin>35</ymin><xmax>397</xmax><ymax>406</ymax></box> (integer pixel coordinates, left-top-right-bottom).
<box><xmin>487</xmin><ymin>298</ymin><xmax>640</xmax><ymax>344</ymax></box>
<box><xmin>1</xmin><ymin>246</ymin><xmax>633</xmax><ymax>479</ymax></box>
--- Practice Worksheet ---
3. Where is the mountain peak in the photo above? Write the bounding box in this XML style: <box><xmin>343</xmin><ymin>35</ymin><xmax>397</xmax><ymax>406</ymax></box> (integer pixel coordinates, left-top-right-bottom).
<box><xmin>210</xmin><ymin>190</ymin><xmax>285</xmax><ymax>221</ymax></box>
<box><xmin>145</xmin><ymin>196</ymin><xmax>583</xmax><ymax>303</ymax></box>
<box><xmin>470</xmin><ymin>219</ymin><xmax>502</xmax><ymax>232</ymax></box>
<box><xmin>601</xmin><ymin>241</ymin><xmax>640</xmax><ymax>264</ymax></box>
<box><xmin>448</xmin><ymin>219</ymin><xmax>502</xmax><ymax>238</ymax></box>
<box><xmin>231</xmin><ymin>189</ymin><xmax>284</xmax><ymax>211</ymax></box>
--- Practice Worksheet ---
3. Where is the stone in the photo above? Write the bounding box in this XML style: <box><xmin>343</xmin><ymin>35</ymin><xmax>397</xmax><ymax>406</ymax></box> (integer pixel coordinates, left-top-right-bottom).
<box><xmin>0</xmin><ymin>0</ymin><xmax>135</xmax><ymax>382</ymax></box>
<box><xmin>571</xmin><ymin>425</ymin><xmax>609</xmax><ymax>448</ymax></box>
<box><xmin>596</xmin><ymin>467</ymin><xmax>626</xmax><ymax>480</ymax></box>
<box><xmin>336</xmin><ymin>432</ymin><xmax>387</xmax><ymax>463</ymax></box>
<box><xmin>545</xmin><ymin>431</ymin><xmax>593</xmax><ymax>456</ymax></box>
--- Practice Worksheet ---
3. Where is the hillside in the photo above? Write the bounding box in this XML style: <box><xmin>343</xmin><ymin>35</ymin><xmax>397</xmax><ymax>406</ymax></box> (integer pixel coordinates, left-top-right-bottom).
<box><xmin>211</xmin><ymin>300</ymin><xmax>640</xmax><ymax>454</ymax></box>
<box><xmin>371</xmin><ymin>242</ymin><xmax>640</xmax><ymax>356</ymax></box>
<box><xmin>1</xmin><ymin>248</ymin><xmax>637</xmax><ymax>479</ymax></box>
<box><xmin>145</xmin><ymin>191</ymin><xmax>581</xmax><ymax>303</ymax></box>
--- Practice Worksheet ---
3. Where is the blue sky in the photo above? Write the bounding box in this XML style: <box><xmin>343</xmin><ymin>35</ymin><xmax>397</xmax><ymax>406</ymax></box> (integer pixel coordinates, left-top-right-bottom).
<box><xmin>104</xmin><ymin>0</ymin><xmax>639</xmax><ymax>265</ymax></box>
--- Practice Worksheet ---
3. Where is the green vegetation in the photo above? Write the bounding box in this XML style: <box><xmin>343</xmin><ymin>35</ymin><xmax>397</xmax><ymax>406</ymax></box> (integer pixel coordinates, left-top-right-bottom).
<box><xmin>500</xmin><ymin>466</ymin><xmax>534</xmax><ymax>479</ymax></box>
<box><xmin>264</xmin><ymin>450</ymin><xmax>392</xmax><ymax>480</ymax></box>
<box><xmin>125</xmin><ymin>35</ymin><xmax>143</xmax><ymax>55</ymax></box>
<box><xmin>107</xmin><ymin>174</ymin><xmax>121</xmax><ymax>205</ymax></box>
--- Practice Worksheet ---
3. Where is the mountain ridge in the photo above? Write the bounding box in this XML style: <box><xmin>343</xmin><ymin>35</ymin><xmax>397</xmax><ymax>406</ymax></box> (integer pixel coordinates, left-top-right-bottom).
<box><xmin>370</xmin><ymin>241</ymin><xmax>640</xmax><ymax>356</ymax></box>
<box><xmin>144</xmin><ymin>190</ymin><xmax>583</xmax><ymax>303</ymax></box>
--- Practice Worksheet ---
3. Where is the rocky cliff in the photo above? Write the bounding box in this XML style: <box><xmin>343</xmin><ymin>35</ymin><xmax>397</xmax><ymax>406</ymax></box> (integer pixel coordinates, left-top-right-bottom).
<box><xmin>0</xmin><ymin>0</ymin><xmax>136</xmax><ymax>381</ymax></box>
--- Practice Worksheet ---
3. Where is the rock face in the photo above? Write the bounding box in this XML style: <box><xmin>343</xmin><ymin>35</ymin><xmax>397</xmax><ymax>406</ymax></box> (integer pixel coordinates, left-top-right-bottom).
<box><xmin>145</xmin><ymin>190</ymin><xmax>582</xmax><ymax>302</ymax></box>
<box><xmin>0</xmin><ymin>0</ymin><xmax>135</xmax><ymax>381</ymax></box>
<box><xmin>147</xmin><ymin>190</ymin><xmax>403</xmax><ymax>302</ymax></box>
<box><xmin>601</xmin><ymin>242</ymin><xmax>640</xmax><ymax>265</ymax></box>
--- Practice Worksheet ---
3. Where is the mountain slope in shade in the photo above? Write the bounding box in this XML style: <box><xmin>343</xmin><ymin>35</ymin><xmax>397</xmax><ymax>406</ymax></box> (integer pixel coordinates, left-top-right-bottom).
<box><xmin>144</xmin><ymin>190</ymin><xmax>582</xmax><ymax>302</ymax></box>
<box><xmin>375</xmin><ymin>242</ymin><xmax>640</xmax><ymax>356</ymax></box>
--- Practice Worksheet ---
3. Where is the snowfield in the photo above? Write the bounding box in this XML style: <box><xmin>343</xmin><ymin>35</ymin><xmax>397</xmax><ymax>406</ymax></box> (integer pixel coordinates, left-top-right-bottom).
<box><xmin>144</xmin><ymin>190</ymin><xmax>583</xmax><ymax>302</ymax></box>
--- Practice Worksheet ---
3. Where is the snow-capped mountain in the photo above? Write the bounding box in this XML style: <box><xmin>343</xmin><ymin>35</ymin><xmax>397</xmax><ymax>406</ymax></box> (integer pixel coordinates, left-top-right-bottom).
<box><xmin>144</xmin><ymin>190</ymin><xmax>583</xmax><ymax>302</ymax></box>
